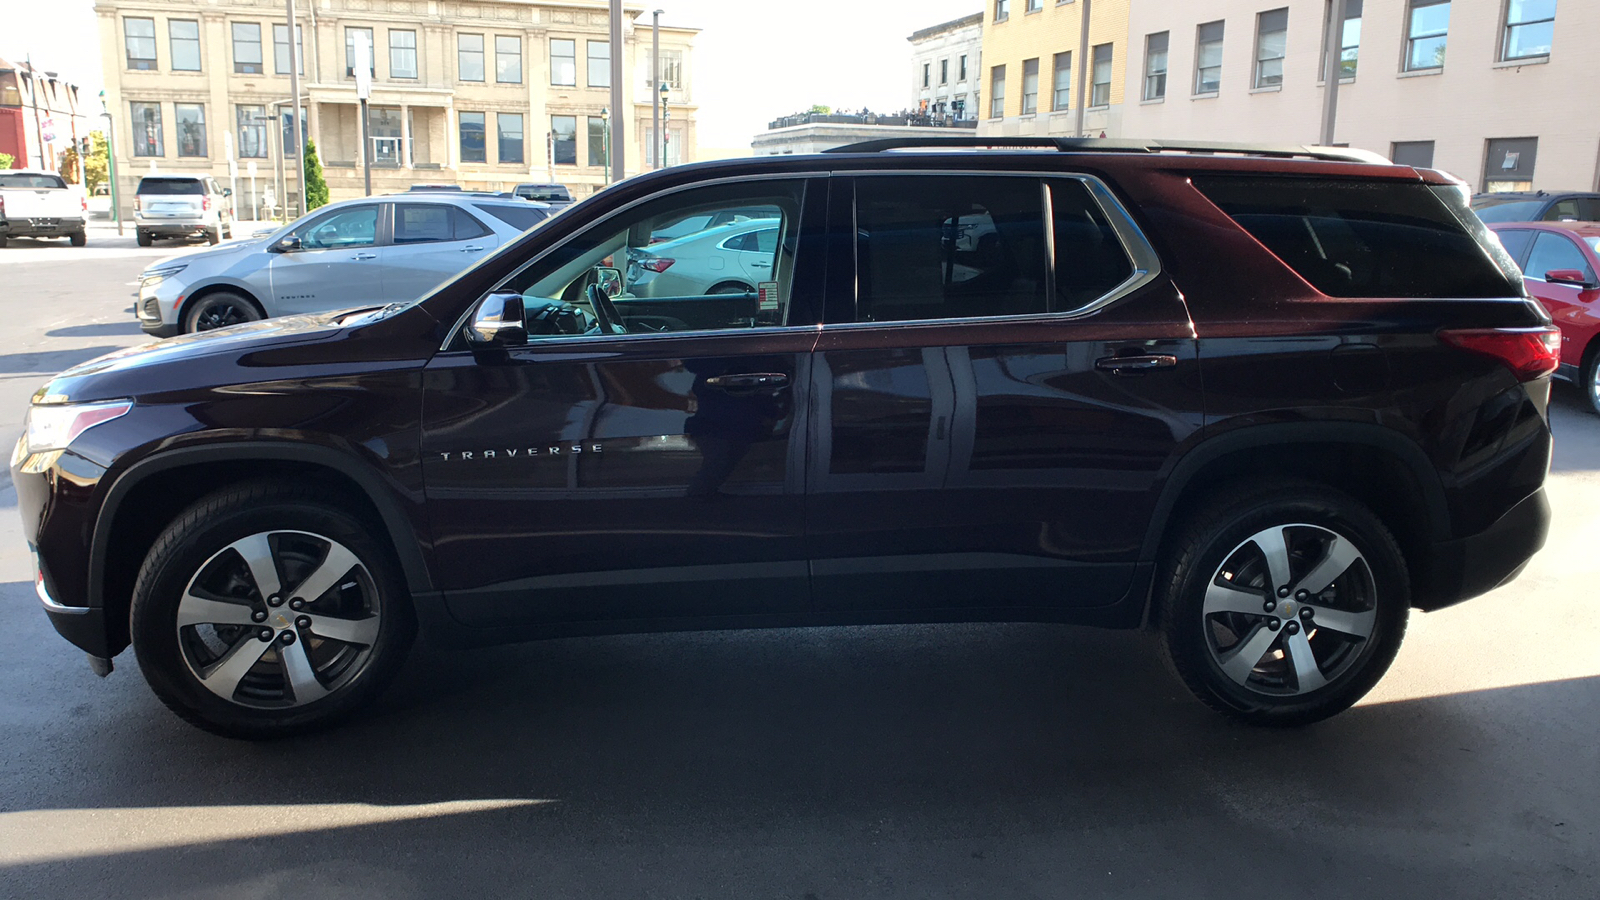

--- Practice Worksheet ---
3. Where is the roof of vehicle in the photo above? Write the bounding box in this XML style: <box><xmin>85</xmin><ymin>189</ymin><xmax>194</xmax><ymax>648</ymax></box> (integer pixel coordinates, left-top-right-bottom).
<box><xmin>137</xmin><ymin>174</ymin><xmax>209</xmax><ymax>181</ymax></box>
<box><xmin>374</xmin><ymin>191</ymin><xmax>549</xmax><ymax>208</ymax></box>
<box><xmin>1488</xmin><ymin>221</ymin><xmax>1600</xmax><ymax>239</ymax></box>
<box><xmin>648</xmin><ymin>217</ymin><xmax>781</xmax><ymax>251</ymax></box>
<box><xmin>1472</xmin><ymin>190</ymin><xmax>1600</xmax><ymax>202</ymax></box>
<box><xmin>0</xmin><ymin>168</ymin><xmax>64</xmax><ymax>178</ymax></box>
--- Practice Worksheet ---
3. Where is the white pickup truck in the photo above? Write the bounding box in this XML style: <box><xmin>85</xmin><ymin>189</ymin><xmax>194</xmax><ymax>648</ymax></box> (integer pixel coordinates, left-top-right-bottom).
<box><xmin>0</xmin><ymin>170</ymin><xmax>88</xmax><ymax>247</ymax></box>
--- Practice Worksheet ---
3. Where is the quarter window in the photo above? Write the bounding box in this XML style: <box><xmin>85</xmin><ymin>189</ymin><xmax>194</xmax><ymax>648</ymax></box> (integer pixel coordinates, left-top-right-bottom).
<box><xmin>1405</xmin><ymin>0</ymin><xmax>1450</xmax><ymax>71</ymax></box>
<box><xmin>1196</xmin><ymin>21</ymin><xmax>1224</xmax><ymax>93</ymax></box>
<box><xmin>496</xmin><ymin>35</ymin><xmax>522</xmax><ymax>83</ymax></box>
<box><xmin>1494</xmin><ymin>229</ymin><xmax>1535</xmax><ymax>264</ymax></box>
<box><xmin>125</xmin><ymin>18</ymin><xmax>157</xmax><ymax>70</ymax></box>
<box><xmin>232</xmin><ymin>23</ymin><xmax>263</xmax><ymax>74</ymax></box>
<box><xmin>1143</xmin><ymin>32</ymin><xmax>1168</xmax><ymax>100</ymax></box>
<box><xmin>1254</xmin><ymin>9</ymin><xmax>1288</xmax><ymax>88</ymax></box>
<box><xmin>1503</xmin><ymin>0</ymin><xmax>1555</xmax><ymax>61</ymax></box>
<box><xmin>170</xmin><ymin>21</ymin><xmax>201</xmax><ymax>72</ymax></box>
<box><xmin>458</xmin><ymin>33</ymin><xmax>485</xmax><ymax>82</ymax></box>
<box><xmin>551</xmin><ymin>39</ymin><xmax>576</xmax><ymax>86</ymax></box>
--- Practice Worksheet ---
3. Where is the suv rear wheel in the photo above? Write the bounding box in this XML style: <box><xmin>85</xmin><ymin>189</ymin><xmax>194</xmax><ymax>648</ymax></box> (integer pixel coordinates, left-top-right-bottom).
<box><xmin>136</xmin><ymin>231</ymin><xmax>152</xmax><ymax>247</ymax></box>
<box><xmin>1580</xmin><ymin>344</ymin><xmax>1600</xmax><ymax>415</ymax></box>
<box><xmin>130</xmin><ymin>481</ymin><xmax>415</xmax><ymax>738</ymax></box>
<box><xmin>1157</xmin><ymin>481</ymin><xmax>1409</xmax><ymax>725</ymax></box>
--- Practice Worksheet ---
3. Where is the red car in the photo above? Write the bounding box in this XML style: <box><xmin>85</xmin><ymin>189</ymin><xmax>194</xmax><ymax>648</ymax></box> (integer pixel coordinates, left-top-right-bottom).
<box><xmin>1491</xmin><ymin>222</ymin><xmax>1600</xmax><ymax>413</ymax></box>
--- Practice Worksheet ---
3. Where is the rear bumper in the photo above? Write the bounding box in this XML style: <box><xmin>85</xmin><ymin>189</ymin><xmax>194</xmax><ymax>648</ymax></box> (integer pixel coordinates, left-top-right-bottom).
<box><xmin>1416</xmin><ymin>487</ymin><xmax>1550</xmax><ymax>611</ymax></box>
<box><xmin>0</xmin><ymin>216</ymin><xmax>86</xmax><ymax>237</ymax></box>
<box><xmin>136</xmin><ymin>221</ymin><xmax>212</xmax><ymax>237</ymax></box>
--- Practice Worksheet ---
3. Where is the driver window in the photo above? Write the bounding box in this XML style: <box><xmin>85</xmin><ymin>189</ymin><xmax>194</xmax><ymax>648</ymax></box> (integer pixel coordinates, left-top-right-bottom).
<box><xmin>489</xmin><ymin>181</ymin><xmax>807</xmax><ymax>338</ymax></box>
<box><xmin>298</xmin><ymin>205</ymin><xmax>379</xmax><ymax>250</ymax></box>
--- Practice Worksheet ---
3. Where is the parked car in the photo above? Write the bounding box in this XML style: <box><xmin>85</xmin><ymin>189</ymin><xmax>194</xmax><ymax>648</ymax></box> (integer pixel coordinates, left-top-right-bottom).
<box><xmin>646</xmin><ymin>205</ymin><xmax>780</xmax><ymax>243</ymax></box>
<box><xmin>513</xmin><ymin>183</ymin><xmax>575</xmax><ymax>207</ymax></box>
<box><xmin>134</xmin><ymin>175</ymin><xmax>234</xmax><ymax>247</ymax></box>
<box><xmin>625</xmin><ymin>217</ymin><xmax>781</xmax><ymax>299</ymax></box>
<box><xmin>1472</xmin><ymin>190</ymin><xmax>1600</xmax><ymax>224</ymax></box>
<box><xmin>20</xmin><ymin>138</ymin><xmax>1554</xmax><ymax>738</ymax></box>
<box><xmin>1490</xmin><ymin>221</ymin><xmax>1600</xmax><ymax>413</ymax></box>
<box><xmin>134</xmin><ymin>192</ymin><xmax>553</xmax><ymax>335</ymax></box>
<box><xmin>0</xmin><ymin>169</ymin><xmax>88</xmax><ymax>247</ymax></box>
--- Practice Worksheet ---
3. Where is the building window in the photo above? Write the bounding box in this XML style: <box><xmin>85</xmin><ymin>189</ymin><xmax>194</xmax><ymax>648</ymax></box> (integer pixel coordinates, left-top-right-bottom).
<box><xmin>273</xmin><ymin>24</ymin><xmax>303</xmax><ymax>76</ymax></box>
<box><xmin>131</xmin><ymin>101</ymin><xmax>162</xmax><ymax>157</ymax></box>
<box><xmin>552</xmin><ymin>115</ymin><xmax>577</xmax><ymax>165</ymax></box>
<box><xmin>646</xmin><ymin>49</ymin><xmax>683</xmax><ymax>88</ymax></box>
<box><xmin>1483</xmin><ymin>137</ymin><xmax>1537</xmax><ymax>193</ymax></box>
<box><xmin>1321</xmin><ymin>0</ymin><xmax>1362</xmax><ymax>79</ymax></box>
<box><xmin>498</xmin><ymin>112</ymin><xmax>524</xmax><ymax>164</ymax></box>
<box><xmin>458</xmin><ymin>34</ymin><xmax>485</xmax><ymax>82</ymax></box>
<box><xmin>495</xmin><ymin>35</ymin><xmax>522</xmax><ymax>83</ymax></box>
<box><xmin>232</xmin><ymin>23</ymin><xmax>263</xmax><ymax>75</ymax></box>
<box><xmin>989</xmin><ymin>65</ymin><xmax>1006</xmax><ymax>117</ymax></box>
<box><xmin>1254</xmin><ymin>9</ymin><xmax>1288</xmax><ymax>88</ymax></box>
<box><xmin>1503</xmin><ymin>0</ymin><xmax>1555</xmax><ymax>61</ymax></box>
<box><xmin>995</xmin><ymin>0</ymin><xmax>1009</xmax><ymax>22</ymax></box>
<box><xmin>459</xmin><ymin>111</ymin><xmax>486</xmax><ymax>164</ymax></box>
<box><xmin>125</xmin><ymin>18</ymin><xmax>157</xmax><ymax>70</ymax></box>
<box><xmin>390</xmin><ymin>30</ymin><xmax>417</xmax><ymax>79</ymax></box>
<box><xmin>236</xmin><ymin>105</ymin><xmax>268</xmax><ymax>158</ymax></box>
<box><xmin>587</xmin><ymin>116</ymin><xmax>607</xmax><ymax>167</ymax></box>
<box><xmin>1195</xmin><ymin>20</ymin><xmax>1225</xmax><ymax>93</ymax></box>
<box><xmin>345</xmin><ymin>27</ymin><xmax>375</xmax><ymax>77</ymax></box>
<box><xmin>169</xmin><ymin>21</ymin><xmax>201</xmax><ymax>72</ymax></box>
<box><xmin>1052</xmin><ymin>51</ymin><xmax>1072</xmax><ymax>110</ymax></box>
<box><xmin>959</xmin><ymin>54</ymin><xmax>968</xmax><ymax>81</ymax></box>
<box><xmin>1019</xmin><ymin>58</ymin><xmax>1039</xmax><ymax>114</ymax></box>
<box><xmin>1143</xmin><ymin>32</ymin><xmax>1168</xmax><ymax>100</ymax></box>
<box><xmin>175</xmin><ymin>104</ymin><xmax>206</xmax><ymax>157</ymax></box>
<box><xmin>1405</xmin><ymin>0</ymin><xmax>1450</xmax><ymax>71</ymax></box>
<box><xmin>551</xmin><ymin>39</ymin><xmax>576</xmax><ymax>85</ymax></box>
<box><xmin>1027</xmin><ymin>0</ymin><xmax>1042</xmax><ymax>10</ymax></box>
<box><xmin>1390</xmin><ymin>140</ymin><xmax>1434</xmax><ymax>168</ymax></box>
<box><xmin>940</xmin><ymin>58</ymin><xmax>949</xmax><ymax>84</ymax></box>
<box><xmin>587</xmin><ymin>41</ymin><xmax>610</xmax><ymax>88</ymax></box>
<box><xmin>1090</xmin><ymin>44</ymin><xmax>1112</xmax><ymax>107</ymax></box>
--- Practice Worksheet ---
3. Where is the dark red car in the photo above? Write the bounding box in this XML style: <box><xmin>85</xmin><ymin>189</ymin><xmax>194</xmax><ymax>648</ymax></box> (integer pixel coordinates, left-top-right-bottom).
<box><xmin>1490</xmin><ymin>222</ymin><xmax>1600</xmax><ymax>413</ymax></box>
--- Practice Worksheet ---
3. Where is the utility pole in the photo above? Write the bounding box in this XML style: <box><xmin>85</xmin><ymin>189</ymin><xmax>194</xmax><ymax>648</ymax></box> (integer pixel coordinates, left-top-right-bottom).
<box><xmin>1073</xmin><ymin>0</ymin><xmax>1091</xmax><ymax>138</ymax></box>
<box><xmin>286</xmin><ymin>0</ymin><xmax>305</xmax><ymax>218</ymax></box>
<box><xmin>609</xmin><ymin>0</ymin><xmax>625</xmax><ymax>184</ymax></box>
<box><xmin>1319</xmin><ymin>0</ymin><xmax>1348</xmax><ymax>146</ymax></box>
<box><xmin>26</xmin><ymin>56</ymin><xmax>47</xmax><ymax>169</ymax></box>
<box><xmin>652</xmin><ymin>9</ymin><xmax>662</xmax><ymax>170</ymax></box>
<box><xmin>355</xmin><ymin>30</ymin><xmax>373</xmax><ymax>196</ymax></box>
<box><xmin>99</xmin><ymin>92</ymin><xmax>124</xmax><ymax>235</ymax></box>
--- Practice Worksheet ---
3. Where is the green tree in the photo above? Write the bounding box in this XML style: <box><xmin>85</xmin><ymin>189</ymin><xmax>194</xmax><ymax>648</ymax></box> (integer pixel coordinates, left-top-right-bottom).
<box><xmin>0</xmin><ymin>152</ymin><xmax>13</xmax><ymax>169</ymax></box>
<box><xmin>302</xmin><ymin>139</ymin><xmax>330</xmax><ymax>211</ymax></box>
<box><xmin>84</xmin><ymin>132</ymin><xmax>109</xmax><ymax>193</ymax></box>
<box><xmin>806</xmin><ymin>104</ymin><xmax>831</xmax><ymax>115</ymax></box>
<box><xmin>60</xmin><ymin>147</ymin><xmax>80</xmax><ymax>183</ymax></box>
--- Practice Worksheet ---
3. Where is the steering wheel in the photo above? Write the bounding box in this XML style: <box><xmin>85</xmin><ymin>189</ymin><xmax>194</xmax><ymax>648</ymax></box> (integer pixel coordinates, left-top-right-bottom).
<box><xmin>585</xmin><ymin>283</ymin><xmax>628</xmax><ymax>336</ymax></box>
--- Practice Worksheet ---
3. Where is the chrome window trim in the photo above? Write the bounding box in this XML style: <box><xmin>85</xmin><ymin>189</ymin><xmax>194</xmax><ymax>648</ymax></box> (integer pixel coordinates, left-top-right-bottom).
<box><xmin>441</xmin><ymin>171</ymin><xmax>827</xmax><ymax>351</ymax></box>
<box><xmin>831</xmin><ymin>169</ymin><xmax>1162</xmax><ymax>329</ymax></box>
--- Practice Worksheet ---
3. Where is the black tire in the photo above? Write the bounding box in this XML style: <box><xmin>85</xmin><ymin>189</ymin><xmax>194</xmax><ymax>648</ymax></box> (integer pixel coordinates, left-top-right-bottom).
<box><xmin>136</xmin><ymin>230</ymin><xmax>153</xmax><ymax>247</ymax></box>
<box><xmin>1156</xmin><ymin>479</ymin><xmax>1409</xmax><ymax>726</ymax></box>
<box><xmin>1581</xmin><ymin>344</ymin><xmax>1600</xmax><ymax>416</ymax></box>
<box><xmin>0</xmin><ymin>235</ymin><xmax>7</xmax><ymax>248</ymax></box>
<box><xmin>183</xmin><ymin>290</ymin><xmax>263</xmax><ymax>333</ymax></box>
<box><xmin>70</xmin><ymin>231</ymin><xmax>87</xmax><ymax>247</ymax></box>
<box><xmin>707</xmin><ymin>281</ymin><xmax>752</xmax><ymax>295</ymax></box>
<box><xmin>130</xmin><ymin>480</ymin><xmax>416</xmax><ymax>739</ymax></box>
<box><xmin>223</xmin><ymin>223</ymin><xmax>233</xmax><ymax>239</ymax></box>
<box><xmin>206</xmin><ymin>227</ymin><xmax>221</xmax><ymax>245</ymax></box>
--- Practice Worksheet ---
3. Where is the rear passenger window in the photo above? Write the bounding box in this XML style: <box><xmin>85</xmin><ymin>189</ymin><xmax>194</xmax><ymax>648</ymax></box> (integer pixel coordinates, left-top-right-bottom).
<box><xmin>474</xmin><ymin>203</ymin><xmax>548</xmax><ymax>231</ymax></box>
<box><xmin>394</xmin><ymin>203</ymin><xmax>491</xmax><ymax>243</ymax></box>
<box><xmin>1196</xmin><ymin>176</ymin><xmax>1520</xmax><ymax>298</ymax></box>
<box><xmin>853</xmin><ymin>176</ymin><xmax>1133</xmax><ymax>323</ymax></box>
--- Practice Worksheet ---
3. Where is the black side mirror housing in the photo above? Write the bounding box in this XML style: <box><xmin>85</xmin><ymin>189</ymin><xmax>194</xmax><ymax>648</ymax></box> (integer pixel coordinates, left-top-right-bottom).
<box><xmin>466</xmin><ymin>291</ymin><xmax>529</xmax><ymax>347</ymax></box>
<box><xmin>270</xmin><ymin>235</ymin><xmax>302</xmax><ymax>254</ymax></box>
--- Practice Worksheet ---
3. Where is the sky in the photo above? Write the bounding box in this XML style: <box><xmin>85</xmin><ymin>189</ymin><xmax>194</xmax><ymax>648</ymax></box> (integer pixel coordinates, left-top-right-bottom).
<box><xmin>0</xmin><ymin>0</ymin><xmax>983</xmax><ymax>151</ymax></box>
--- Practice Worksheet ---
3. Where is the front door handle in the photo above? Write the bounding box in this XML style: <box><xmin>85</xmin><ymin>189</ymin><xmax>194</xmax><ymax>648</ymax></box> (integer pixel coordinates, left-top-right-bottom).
<box><xmin>705</xmin><ymin>373</ymin><xmax>789</xmax><ymax>391</ymax></box>
<box><xmin>460</xmin><ymin>245</ymin><xmax>484</xmax><ymax>252</ymax></box>
<box><xmin>352</xmin><ymin>252</ymin><xmax>378</xmax><ymax>260</ymax></box>
<box><xmin>1095</xmin><ymin>354</ymin><xmax>1178</xmax><ymax>374</ymax></box>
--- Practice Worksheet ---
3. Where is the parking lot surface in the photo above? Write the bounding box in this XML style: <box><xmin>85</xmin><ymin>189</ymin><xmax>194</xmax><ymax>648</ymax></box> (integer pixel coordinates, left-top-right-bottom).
<box><xmin>1</xmin><ymin>226</ymin><xmax>1596</xmax><ymax>898</ymax></box>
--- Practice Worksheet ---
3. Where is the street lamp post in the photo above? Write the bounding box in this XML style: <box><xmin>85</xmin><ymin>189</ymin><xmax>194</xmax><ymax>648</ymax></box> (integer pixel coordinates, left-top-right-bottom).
<box><xmin>601</xmin><ymin>106</ymin><xmax>611</xmax><ymax>185</ymax></box>
<box><xmin>659</xmin><ymin>82</ymin><xmax>669</xmax><ymax>168</ymax></box>
<box><xmin>98</xmin><ymin>92</ymin><xmax>124</xmax><ymax>236</ymax></box>
<box><xmin>652</xmin><ymin>10</ymin><xmax>662</xmax><ymax>171</ymax></box>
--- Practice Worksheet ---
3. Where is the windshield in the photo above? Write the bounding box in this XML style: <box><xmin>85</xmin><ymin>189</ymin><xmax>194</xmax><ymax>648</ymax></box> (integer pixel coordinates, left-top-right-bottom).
<box><xmin>138</xmin><ymin>178</ymin><xmax>206</xmax><ymax>195</ymax></box>
<box><xmin>1471</xmin><ymin>199</ymin><xmax>1544</xmax><ymax>223</ymax></box>
<box><xmin>1586</xmin><ymin>237</ymin><xmax>1600</xmax><ymax>255</ymax></box>
<box><xmin>0</xmin><ymin>173</ymin><xmax>67</xmax><ymax>189</ymax></box>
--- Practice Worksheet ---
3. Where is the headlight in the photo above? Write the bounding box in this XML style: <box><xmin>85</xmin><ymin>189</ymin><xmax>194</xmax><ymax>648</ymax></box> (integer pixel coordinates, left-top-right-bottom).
<box><xmin>140</xmin><ymin>264</ymin><xmax>188</xmax><ymax>284</ymax></box>
<box><xmin>24</xmin><ymin>400</ymin><xmax>134</xmax><ymax>454</ymax></box>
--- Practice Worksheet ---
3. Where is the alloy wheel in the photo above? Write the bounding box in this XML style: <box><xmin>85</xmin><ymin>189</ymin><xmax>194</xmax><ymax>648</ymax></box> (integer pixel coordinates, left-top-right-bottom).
<box><xmin>1201</xmin><ymin>523</ymin><xmax>1377</xmax><ymax>696</ymax></box>
<box><xmin>176</xmin><ymin>530</ymin><xmax>382</xmax><ymax>708</ymax></box>
<box><xmin>195</xmin><ymin>300</ymin><xmax>252</xmax><ymax>330</ymax></box>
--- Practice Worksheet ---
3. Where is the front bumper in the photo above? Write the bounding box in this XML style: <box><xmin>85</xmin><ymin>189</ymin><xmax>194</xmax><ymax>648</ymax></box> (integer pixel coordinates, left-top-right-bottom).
<box><xmin>35</xmin><ymin>566</ymin><xmax>114</xmax><ymax>659</ymax></box>
<box><xmin>0</xmin><ymin>216</ymin><xmax>86</xmax><ymax>237</ymax></box>
<box><xmin>1417</xmin><ymin>487</ymin><xmax>1550</xmax><ymax>611</ymax></box>
<box><xmin>135</xmin><ymin>273</ymin><xmax>185</xmax><ymax>335</ymax></box>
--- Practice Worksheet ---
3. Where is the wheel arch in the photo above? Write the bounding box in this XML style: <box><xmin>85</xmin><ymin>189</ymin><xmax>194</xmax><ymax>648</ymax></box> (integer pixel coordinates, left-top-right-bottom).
<box><xmin>179</xmin><ymin>283</ymin><xmax>267</xmax><ymax>331</ymax></box>
<box><xmin>90</xmin><ymin>443</ymin><xmax>433</xmax><ymax>655</ymax></box>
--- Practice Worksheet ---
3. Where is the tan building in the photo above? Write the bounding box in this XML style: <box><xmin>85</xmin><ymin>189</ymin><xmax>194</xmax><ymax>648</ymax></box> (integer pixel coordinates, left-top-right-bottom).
<box><xmin>1119</xmin><ymin>0</ymin><xmax>1600</xmax><ymax>192</ymax></box>
<box><xmin>910</xmin><ymin>13</ymin><xmax>984</xmax><ymax>122</ymax></box>
<box><xmin>96</xmin><ymin>0</ymin><xmax>700</xmax><ymax>219</ymax></box>
<box><xmin>978</xmin><ymin>0</ymin><xmax>1133</xmax><ymax>139</ymax></box>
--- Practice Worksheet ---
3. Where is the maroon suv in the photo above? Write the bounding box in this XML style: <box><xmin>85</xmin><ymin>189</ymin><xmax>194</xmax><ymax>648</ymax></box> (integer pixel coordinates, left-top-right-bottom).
<box><xmin>14</xmin><ymin>138</ymin><xmax>1556</xmax><ymax>737</ymax></box>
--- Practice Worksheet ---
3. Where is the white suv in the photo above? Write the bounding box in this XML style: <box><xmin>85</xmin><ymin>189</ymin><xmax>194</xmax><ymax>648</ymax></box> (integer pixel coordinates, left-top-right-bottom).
<box><xmin>134</xmin><ymin>175</ymin><xmax>234</xmax><ymax>246</ymax></box>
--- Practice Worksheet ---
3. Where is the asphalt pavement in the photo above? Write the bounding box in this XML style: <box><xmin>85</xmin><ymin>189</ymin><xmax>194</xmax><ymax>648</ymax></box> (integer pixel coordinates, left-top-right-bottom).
<box><xmin>0</xmin><ymin>225</ymin><xmax>1596</xmax><ymax>898</ymax></box>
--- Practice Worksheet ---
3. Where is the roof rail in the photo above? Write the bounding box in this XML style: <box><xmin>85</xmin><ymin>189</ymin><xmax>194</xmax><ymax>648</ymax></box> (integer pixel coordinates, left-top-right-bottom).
<box><xmin>821</xmin><ymin>136</ymin><xmax>1390</xmax><ymax>165</ymax></box>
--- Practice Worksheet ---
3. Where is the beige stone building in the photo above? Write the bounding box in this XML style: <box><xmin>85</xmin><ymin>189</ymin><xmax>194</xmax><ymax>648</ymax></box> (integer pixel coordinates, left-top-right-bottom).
<box><xmin>1119</xmin><ymin>0</ymin><xmax>1600</xmax><ymax>192</ymax></box>
<box><xmin>96</xmin><ymin>0</ymin><xmax>700</xmax><ymax>218</ymax></box>
<box><xmin>978</xmin><ymin>0</ymin><xmax>1134</xmax><ymax>139</ymax></box>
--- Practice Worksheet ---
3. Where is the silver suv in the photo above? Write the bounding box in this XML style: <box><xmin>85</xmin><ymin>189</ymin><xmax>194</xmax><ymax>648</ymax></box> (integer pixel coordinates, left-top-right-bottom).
<box><xmin>136</xmin><ymin>192</ymin><xmax>553</xmax><ymax>336</ymax></box>
<box><xmin>134</xmin><ymin>175</ymin><xmax>234</xmax><ymax>246</ymax></box>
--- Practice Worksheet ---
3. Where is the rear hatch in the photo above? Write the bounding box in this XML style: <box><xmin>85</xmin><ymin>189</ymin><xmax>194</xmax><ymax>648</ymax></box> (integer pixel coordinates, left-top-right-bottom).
<box><xmin>0</xmin><ymin>172</ymin><xmax>78</xmax><ymax>218</ymax></box>
<box><xmin>138</xmin><ymin>177</ymin><xmax>207</xmax><ymax>218</ymax></box>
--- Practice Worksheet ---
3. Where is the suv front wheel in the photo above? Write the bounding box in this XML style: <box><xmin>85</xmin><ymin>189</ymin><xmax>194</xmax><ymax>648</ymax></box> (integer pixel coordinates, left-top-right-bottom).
<box><xmin>1157</xmin><ymin>481</ymin><xmax>1409</xmax><ymax>726</ymax></box>
<box><xmin>130</xmin><ymin>481</ymin><xmax>415</xmax><ymax>738</ymax></box>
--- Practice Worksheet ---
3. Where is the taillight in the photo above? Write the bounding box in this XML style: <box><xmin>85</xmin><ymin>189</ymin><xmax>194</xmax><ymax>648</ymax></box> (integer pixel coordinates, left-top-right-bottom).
<box><xmin>637</xmin><ymin>257</ymin><xmax>675</xmax><ymax>273</ymax></box>
<box><xmin>0</xmin><ymin>195</ymin><xmax>5</xmax><ymax>216</ymax></box>
<box><xmin>202</xmin><ymin>196</ymin><xmax>211</xmax><ymax>212</ymax></box>
<box><xmin>133</xmin><ymin>197</ymin><xmax>142</xmax><ymax>212</ymax></box>
<box><xmin>81</xmin><ymin>196</ymin><xmax>88</xmax><ymax>213</ymax></box>
<box><xmin>1439</xmin><ymin>327</ymin><xmax>1561</xmax><ymax>381</ymax></box>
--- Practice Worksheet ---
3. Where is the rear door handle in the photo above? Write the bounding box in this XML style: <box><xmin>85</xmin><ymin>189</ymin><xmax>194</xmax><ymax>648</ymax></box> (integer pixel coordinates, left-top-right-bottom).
<box><xmin>1095</xmin><ymin>354</ymin><xmax>1178</xmax><ymax>374</ymax></box>
<box><xmin>705</xmin><ymin>373</ymin><xmax>789</xmax><ymax>390</ymax></box>
<box><xmin>352</xmin><ymin>252</ymin><xmax>378</xmax><ymax>260</ymax></box>
<box><xmin>460</xmin><ymin>245</ymin><xmax>484</xmax><ymax>252</ymax></box>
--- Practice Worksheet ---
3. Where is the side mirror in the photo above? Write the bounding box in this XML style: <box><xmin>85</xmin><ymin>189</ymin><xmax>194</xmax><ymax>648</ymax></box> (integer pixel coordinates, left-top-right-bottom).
<box><xmin>223</xmin><ymin>188</ymin><xmax>233</xmax><ymax>197</ymax></box>
<box><xmin>270</xmin><ymin>235</ymin><xmax>302</xmax><ymax>253</ymax></box>
<box><xmin>466</xmin><ymin>291</ymin><xmax>528</xmax><ymax>347</ymax></box>
<box><xmin>593</xmin><ymin>265</ymin><xmax>623</xmax><ymax>298</ymax></box>
<box><xmin>1545</xmin><ymin>269</ymin><xmax>1596</xmax><ymax>288</ymax></box>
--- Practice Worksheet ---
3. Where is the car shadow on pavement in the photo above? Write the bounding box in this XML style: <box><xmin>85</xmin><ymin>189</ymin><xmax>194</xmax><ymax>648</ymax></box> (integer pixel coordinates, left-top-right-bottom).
<box><xmin>1</xmin><ymin>597</ymin><xmax>1595</xmax><ymax>897</ymax></box>
<box><xmin>0</xmin><ymin>345</ymin><xmax>125</xmax><ymax>376</ymax></box>
<box><xmin>45</xmin><ymin>322</ymin><xmax>145</xmax><ymax>339</ymax></box>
